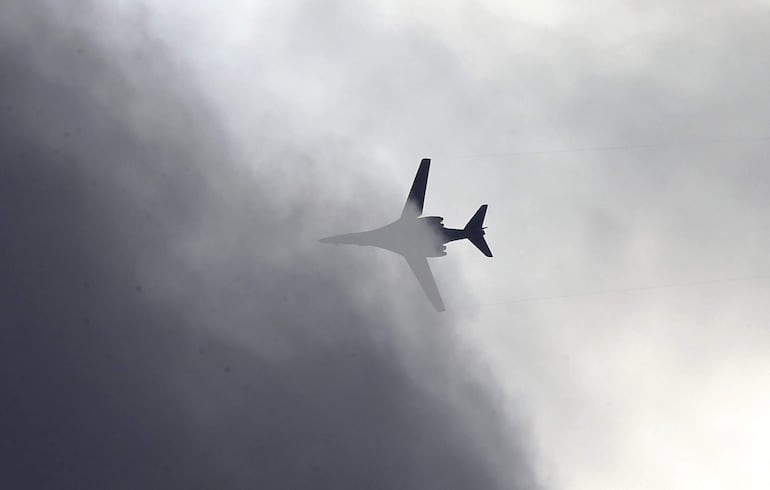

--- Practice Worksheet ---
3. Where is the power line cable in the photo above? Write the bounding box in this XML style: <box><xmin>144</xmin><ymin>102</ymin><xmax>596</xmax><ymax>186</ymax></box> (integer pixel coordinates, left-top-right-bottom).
<box><xmin>475</xmin><ymin>273</ymin><xmax>770</xmax><ymax>308</ymax></box>
<box><xmin>440</xmin><ymin>135</ymin><xmax>770</xmax><ymax>160</ymax></box>
<box><xmin>428</xmin><ymin>135</ymin><xmax>770</xmax><ymax>309</ymax></box>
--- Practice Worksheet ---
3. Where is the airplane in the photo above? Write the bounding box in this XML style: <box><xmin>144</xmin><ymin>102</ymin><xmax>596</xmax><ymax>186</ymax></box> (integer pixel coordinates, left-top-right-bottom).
<box><xmin>319</xmin><ymin>158</ymin><xmax>492</xmax><ymax>311</ymax></box>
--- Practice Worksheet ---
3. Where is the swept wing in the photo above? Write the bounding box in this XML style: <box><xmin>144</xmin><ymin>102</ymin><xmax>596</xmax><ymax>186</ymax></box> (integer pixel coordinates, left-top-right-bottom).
<box><xmin>400</xmin><ymin>158</ymin><xmax>430</xmax><ymax>219</ymax></box>
<box><xmin>404</xmin><ymin>254</ymin><xmax>445</xmax><ymax>312</ymax></box>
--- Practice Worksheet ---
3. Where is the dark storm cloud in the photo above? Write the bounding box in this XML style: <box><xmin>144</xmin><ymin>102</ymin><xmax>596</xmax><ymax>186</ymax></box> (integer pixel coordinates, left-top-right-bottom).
<box><xmin>0</xmin><ymin>2</ymin><xmax>537</xmax><ymax>489</ymax></box>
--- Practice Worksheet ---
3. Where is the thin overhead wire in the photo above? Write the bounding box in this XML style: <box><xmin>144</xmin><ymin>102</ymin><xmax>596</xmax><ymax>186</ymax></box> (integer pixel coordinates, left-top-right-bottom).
<box><xmin>440</xmin><ymin>135</ymin><xmax>770</xmax><ymax>160</ymax></box>
<box><xmin>477</xmin><ymin>274</ymin><xmax>770</xmax><ymax>308</ymax></box>
<box><xmin>434</xmin><ymin>134</ymin><xmax>770</xmax><ymax>310</ymax></box>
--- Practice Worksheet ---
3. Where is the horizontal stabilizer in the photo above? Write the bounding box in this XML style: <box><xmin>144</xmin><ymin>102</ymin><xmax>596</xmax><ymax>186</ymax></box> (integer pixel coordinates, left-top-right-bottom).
<box><xmin>464</xmin><ymin>205</ymin><xmax>493</xmax><ymax>257</ymax></box>
<box><xmin>469</xmin><ymin>234</ymin><xmax>493</xmax><ymax>257</ymax></box>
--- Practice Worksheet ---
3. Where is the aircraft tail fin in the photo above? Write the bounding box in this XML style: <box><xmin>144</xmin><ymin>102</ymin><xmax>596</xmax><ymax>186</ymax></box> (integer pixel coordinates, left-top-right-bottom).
<box><xmin>464</xmin><ymin>205</ymin><xmax>493</xmax><ymax>257</ymax></box>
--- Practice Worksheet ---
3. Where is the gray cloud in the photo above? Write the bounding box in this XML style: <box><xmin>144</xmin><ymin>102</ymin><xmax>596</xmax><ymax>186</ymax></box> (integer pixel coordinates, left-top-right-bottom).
<box><xmin>0</xmin><ymin>2</ymin><xmax>537</xmax><ymax>489</ymax></box>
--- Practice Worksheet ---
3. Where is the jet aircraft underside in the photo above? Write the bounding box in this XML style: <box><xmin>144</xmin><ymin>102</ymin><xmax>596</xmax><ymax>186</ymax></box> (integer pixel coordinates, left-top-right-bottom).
<box><xmin>319</xmin><ymin>158</ymin><xmax>492</xmax><ymax>311</ymax></box>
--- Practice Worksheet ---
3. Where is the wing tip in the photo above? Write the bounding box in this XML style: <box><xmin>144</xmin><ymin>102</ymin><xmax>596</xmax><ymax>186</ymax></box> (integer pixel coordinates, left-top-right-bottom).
<box><xmin>419</xmin><ymin>158</ymin><xmax>431</xmax><ymax>175</ymax></box>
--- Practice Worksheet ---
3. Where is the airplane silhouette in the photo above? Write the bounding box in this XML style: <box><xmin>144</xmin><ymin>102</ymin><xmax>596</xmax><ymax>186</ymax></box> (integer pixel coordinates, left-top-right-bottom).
<box><xmin>319</xmin><ymin>158</ymin><xmax>492</xmax><ymax>311</ymax></box>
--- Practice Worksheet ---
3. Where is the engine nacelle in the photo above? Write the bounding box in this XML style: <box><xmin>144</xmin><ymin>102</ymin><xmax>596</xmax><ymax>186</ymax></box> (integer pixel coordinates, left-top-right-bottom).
<box><xmin>421</xmin><ymin>216</ymin><xmax>444</xmax><ymax>226</ymax></box>
<box><xmin>427</xmin><ymin>244</ymin><xmax>447</xmax><ymax>257</ymax></box>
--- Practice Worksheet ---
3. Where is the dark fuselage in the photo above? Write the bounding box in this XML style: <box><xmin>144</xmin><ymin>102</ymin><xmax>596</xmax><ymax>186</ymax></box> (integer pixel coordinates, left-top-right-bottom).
<box><xmin>319</xmin><ymin>216</ymin><xmax>467</xmax><ymax>258</ymax></box>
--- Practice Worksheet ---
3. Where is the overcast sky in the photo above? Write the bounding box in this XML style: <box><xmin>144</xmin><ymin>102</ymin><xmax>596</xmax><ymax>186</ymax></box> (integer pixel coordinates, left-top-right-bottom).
<box><xmin>3</xmin><ymin>1</ymin><xmax>770</xmax><ymax>489</ymax></box>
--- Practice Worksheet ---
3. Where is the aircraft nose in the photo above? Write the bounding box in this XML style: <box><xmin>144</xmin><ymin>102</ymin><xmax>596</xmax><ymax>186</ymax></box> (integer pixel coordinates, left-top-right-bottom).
<box><xmin>318</xmin><ymin>237</ymin><xmax>336</xmax><ymax>244</ymax></box>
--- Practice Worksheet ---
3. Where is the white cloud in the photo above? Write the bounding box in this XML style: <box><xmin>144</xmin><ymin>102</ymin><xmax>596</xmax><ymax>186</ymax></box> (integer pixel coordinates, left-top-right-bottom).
<box><xmin>135</xmin><ymin>1</ymin><xmax>770</xmax><ymax>488</ymax></box>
